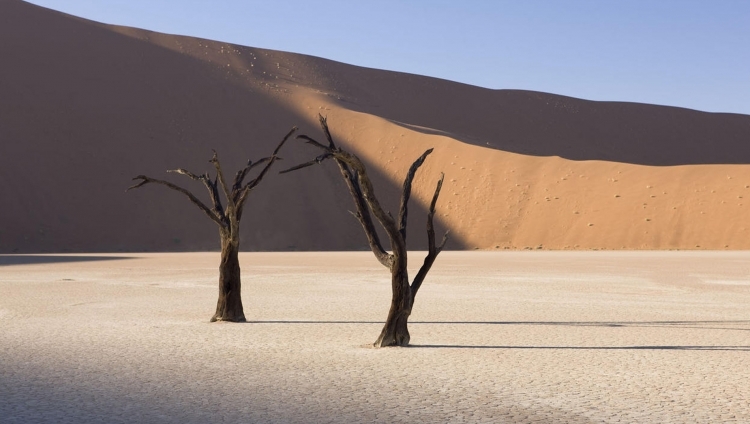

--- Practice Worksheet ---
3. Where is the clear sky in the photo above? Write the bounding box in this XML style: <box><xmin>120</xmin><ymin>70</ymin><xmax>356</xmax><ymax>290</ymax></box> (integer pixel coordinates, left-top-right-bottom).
<box><xmin>27</xmin><ymin>0</ymin><xmax>750</xmax><ymax>115</ymax></box>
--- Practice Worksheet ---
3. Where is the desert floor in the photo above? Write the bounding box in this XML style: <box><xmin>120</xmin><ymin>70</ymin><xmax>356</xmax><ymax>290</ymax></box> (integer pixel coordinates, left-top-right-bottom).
<box><xmin>1</xmin><ymin>251</ymin><xmax>749</xmax><ymax>423</ymax></box>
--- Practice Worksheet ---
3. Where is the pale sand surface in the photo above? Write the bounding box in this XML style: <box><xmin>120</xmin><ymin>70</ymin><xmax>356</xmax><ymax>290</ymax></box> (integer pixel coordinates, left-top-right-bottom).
<box><xmin>1</xmin><ymin>252</ymin><xmax>749</xmax><ymax>423</ymax></box>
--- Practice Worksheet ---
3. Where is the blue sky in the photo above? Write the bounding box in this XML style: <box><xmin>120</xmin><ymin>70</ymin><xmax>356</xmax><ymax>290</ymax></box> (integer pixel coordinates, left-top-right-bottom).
<box><xmin>27</xmin><ymin>0</ymin><xmax>750</xmax><ymax>114</ymax></box>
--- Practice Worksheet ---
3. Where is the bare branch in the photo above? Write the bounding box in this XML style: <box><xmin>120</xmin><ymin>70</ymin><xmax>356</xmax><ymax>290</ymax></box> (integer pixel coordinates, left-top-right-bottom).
<box><xmin>332</xmin><ymin>149</ymin><xmax>398</xmax><ymax>241</ymax></box>
<box><xmin>236</xmin><ymin>155</ymin><xmax>279</xmax><ymax>220</ymax></box>
<box><xmin>438</xmin><ymin>229</ymin><xmax>450</xmax><ymax>250</ymax></box>
<box><xmin>126</xmin><ymin>175</ymin><xmax>226</xmax><ymax>228</ymax></box>
<box><xmin>209</xmin><ymin>151</ymin><xmax>234</xmax><ymax>209</ymax></box>
<box><xmin>168</xmin><ymin>168</ymin><xmax>226</xmax><ymax>220</ymax></box>
<box><xmin>332</xmin><ymin>157</ymin><xmax>393</xmax><ymax>268</ymax></box>
<box><xmin>279</xmin><ymin>138</ymin><xmax>391</xmax><ymax>265</ymax></box>
<box><xmin>273</xmin><ymin>126</ymin><xmax>298</xmax><ymax>155</ymax></box>
<box><xmin>232</xmin><ymin>158</ymin><xmax>269</xmax><ymax>193</ymax></box>
<box><xmin>126</xmin><ymin>178</ymin><xmax>149</xmax><ymax>191</ymax></box>
<box><xmin>410</xmin><ymin>173</ymin><xmax>448</xmax><ymax>297</ymax></box>
<box><xmin>279</xmin><ymin>152</ymin><xmax>333</xmax><ymax>174</ymax></box>
<box><xmin>317</xmin><ymin>116</ymin><xmax>397</xmax><ymax>263</ymax></box>
<box><xmin>397</xmin><ymin>148</ymin><xmax>434</xmax><ymax>241</ymax></box>
<box><xmin>208</xmin><ymin>175</ymin><xmax>225</xmax><ymax>220</ymax></box>
<box><xmin>168</xmin><ymin>168</ymin><xmax>205</xmax><ymax>182</ymax></box>
<box><xmin>283</xmin><ymin>117</ymin><xmax>406</xmax><ymax>267</ymax></box>
<box><xmin>233</xmin><ymin>127</ymin><xmax>297</xmax><ymax>220</ymax></box>
<box><xmin>232</xmin><ymin>158</ymin><xmax>269</xmax><ymax>203</ymax></box>
<box><xmin>233</xmin><ymin>127</ymin><xmax>296</xmax><ymax>201</ymax></box>
<box><xmin>428</xmin><ymin>174</ymin><xmax>444</xmax><ymax>217</ymax></box>
<box><xmin>318</xmin><ymin>114</ymin><xmax>336</xmax><ymax>149</ymax></box>
<box><xmin>296</xmin><ymin>134</ymin><xmax>331</xmax><ymax>151</ymax></box>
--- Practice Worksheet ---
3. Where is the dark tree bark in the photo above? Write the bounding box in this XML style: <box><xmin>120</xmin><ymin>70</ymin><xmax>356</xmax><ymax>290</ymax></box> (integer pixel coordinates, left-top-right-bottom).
<box><xmin>127</xmin><ymin>127</ymin><xmax>296</xmax><ymax>322</ymax></box>
<box><xmin>282</xmin><ymin>116</ymin><xmax>448</xmax><ymax>347</ymax></box>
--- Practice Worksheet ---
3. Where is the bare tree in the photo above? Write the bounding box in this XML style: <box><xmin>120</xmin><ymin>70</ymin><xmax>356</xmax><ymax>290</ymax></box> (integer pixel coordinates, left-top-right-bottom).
<box><xmin>282</xmin><ymin>116</ymin><xmax>448</xmax><ymax>347</ymax></box>
<box><xmin>127</xmin><ymin>128</ymin><xmax>296</xmax><ymax>322</ymax></box>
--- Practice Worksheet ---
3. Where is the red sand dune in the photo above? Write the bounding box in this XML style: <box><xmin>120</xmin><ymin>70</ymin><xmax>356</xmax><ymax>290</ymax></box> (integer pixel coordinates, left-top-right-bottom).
<box><xmin>2</xmin><ymin>0</ymin><xmax>750</xmax><ymax>253</ymax></box>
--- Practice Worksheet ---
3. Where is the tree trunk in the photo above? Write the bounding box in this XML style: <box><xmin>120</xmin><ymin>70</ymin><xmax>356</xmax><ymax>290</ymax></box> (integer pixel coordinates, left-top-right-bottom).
<box><xmin>374</xmin><ymin>257</ymin><xmax>413</xmax><ymax>347</ymax></box>
<box><xmin>211</xmin><ymin>231</ymin><xmax>246</xmax><ymax>322</ymax></box>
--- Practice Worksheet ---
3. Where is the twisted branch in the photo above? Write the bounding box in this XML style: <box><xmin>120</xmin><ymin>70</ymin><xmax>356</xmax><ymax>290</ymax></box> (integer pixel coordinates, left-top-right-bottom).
<box><xmin>333</xmin><ymin>157</ymin><xmax>392</xmax><ymax>268</ymax></box>
<box><xmin>126</xmin><ymin>175</ymin><xmax>226</xmax><ymax>228</ymax></box>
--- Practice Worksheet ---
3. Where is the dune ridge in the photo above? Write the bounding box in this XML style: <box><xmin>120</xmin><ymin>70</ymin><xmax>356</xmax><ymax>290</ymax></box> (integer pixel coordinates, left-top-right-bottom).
<box><xmin>2</xmin><ymin>0</ymin><xmax>750</xmax><ymax>252</ymax></box>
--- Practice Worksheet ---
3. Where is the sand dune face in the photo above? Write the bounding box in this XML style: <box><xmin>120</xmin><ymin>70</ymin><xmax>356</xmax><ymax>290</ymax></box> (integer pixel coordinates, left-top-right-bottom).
<box><xmin>2</xmin><ymin>0</ymin><xmax>750</xmax><ymax>252</ymax></box>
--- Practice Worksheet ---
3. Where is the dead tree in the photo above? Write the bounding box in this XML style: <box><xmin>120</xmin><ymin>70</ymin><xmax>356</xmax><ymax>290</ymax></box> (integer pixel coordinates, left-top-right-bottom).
<box><xmin>127</xmin><ymin>128</ymin><xmax>296</xmax><ymax>322</ymax></box>
<box><xmin>281</xmin><ymin>116</ymin><xmax>448</xmax><ymax>347</ymax></box>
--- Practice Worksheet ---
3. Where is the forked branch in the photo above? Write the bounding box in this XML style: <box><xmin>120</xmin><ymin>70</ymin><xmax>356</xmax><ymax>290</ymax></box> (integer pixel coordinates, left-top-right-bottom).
<box><xmin>209</xmin><ymin>151</ymin><xmax>234</xmax><ymax>210</ymax></box>
<box><xmin>233</xmin><ymin>157</ymin><xmax>270</xmax><ymax>194</ymax></box>
<box><xmin>169</xmin><ymin>168</ymin><xmax>225</xmax><ymax>221</ymax></box>
<box><xmin>234</xmin><ymin>126</ymin><xmax>297</xmax><ymax>220</ymax></box>
<box><xmin>398</xmin><ymin>148</ymin><xmax>434</xmax><ymax>241</ymax></box>
<box><xmin>410</xmin><ymin>173</ymin><xmax>449</xmax><ymax>297</ymax></box>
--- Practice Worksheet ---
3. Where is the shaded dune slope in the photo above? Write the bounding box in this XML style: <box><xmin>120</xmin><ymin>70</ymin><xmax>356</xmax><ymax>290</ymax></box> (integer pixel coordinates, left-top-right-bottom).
<box><xmin>2</xmin><ymin>0</ymin><xmax>750</xmax><ymax>252</ymax></box>
<box><xmin>0</xmin><ymin>0</ymin><xmax>447</xmax><ymax>253</ymax></box>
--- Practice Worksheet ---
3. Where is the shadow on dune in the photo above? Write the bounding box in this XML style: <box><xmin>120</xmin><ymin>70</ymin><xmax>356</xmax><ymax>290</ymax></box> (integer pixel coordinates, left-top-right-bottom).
<box><xmin>0</xmin><ymin>0</ymin><xmax>462</xmax><ymax>253</ymax></box>
<box><xmin>0</xmin><ymin>255</ymin><xmax>133</xmax><ymax>266</ymax></box>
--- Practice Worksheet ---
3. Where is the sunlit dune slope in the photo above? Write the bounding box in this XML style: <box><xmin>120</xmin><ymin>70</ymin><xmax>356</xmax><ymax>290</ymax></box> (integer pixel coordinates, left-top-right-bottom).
<box><xmin>2</xmin><ymin>0</ymin><xmax>750</xmax><ymax>252</ymax></box>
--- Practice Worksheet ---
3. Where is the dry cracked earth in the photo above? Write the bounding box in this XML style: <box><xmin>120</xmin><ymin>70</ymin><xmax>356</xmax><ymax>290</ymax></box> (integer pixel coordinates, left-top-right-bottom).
<box><xmin>1</xmin><ymin>251</ymin><xmax>749</xmax><ymax>423</ymax></box>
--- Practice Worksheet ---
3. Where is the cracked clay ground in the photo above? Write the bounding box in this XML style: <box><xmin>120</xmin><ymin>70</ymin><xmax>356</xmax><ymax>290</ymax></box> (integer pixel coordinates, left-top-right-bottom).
<box><xmin>1</xmin><ymin>251</ymin><xmax>749</xmax><ymax>423</ymax></box>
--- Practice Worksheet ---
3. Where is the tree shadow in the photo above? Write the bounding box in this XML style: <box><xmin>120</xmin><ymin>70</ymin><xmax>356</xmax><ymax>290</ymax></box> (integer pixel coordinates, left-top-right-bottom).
<box><xmin>413</xmin><ymin>320</ymin><xmax>750</xmax><ymax>332</ymax></box>
<box><xmin>409</xmin><ymin>345</ymin><xmax>750</xmax><ymax>351</ymax></box>
<box><xmin>0</xmin><ymin>255</ymin><xmax>134</xmax><ymax>266</ymax></box>
<box><xmin>251</xmin><ymin>319</ymin><xmax>750</xmax><ymax>331</ymax></box>
<box><xmin>251</xmin><ymin>320</ymin><xmax>382</xmax><ymax>324</ymax></box>
<box><xmin>250</xmin><ymin>320</ymin><xmax>750</xmax><ymax>351</ymax></box>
